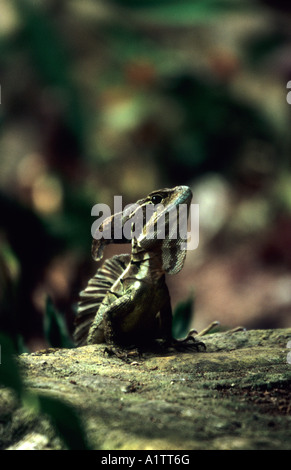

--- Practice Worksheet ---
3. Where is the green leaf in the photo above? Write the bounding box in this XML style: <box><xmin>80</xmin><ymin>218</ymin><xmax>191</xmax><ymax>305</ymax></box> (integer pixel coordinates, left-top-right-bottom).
<box><xmin>44</xmin><ymin>297</ymin><xmax>74</xmax><ymax>348</ymax></box>
<box><xmin>172</xmin><ymin>294</ymin><xmax>194</xmax><ymax>339</ymax></box>
<box><xmin>37</xmin><ymin>394</ymin><xmax>90</xmax><ymax>450</ymax></box>
<box><xmin>0</xmin><ymin>333</ymin><xmax>23</xmax><ymax>397</ymax></box>
<box><xmin>111</xmin><ymin>0</ymin><xmax>254</xmax><ymax>25</ymax></box>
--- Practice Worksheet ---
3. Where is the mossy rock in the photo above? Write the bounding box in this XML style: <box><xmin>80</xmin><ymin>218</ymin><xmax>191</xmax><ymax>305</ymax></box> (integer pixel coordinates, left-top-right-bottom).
<box><xmin>1</xmin><ymin>328</ymin><xmax>291</xmax><ymax>450</ymax></box>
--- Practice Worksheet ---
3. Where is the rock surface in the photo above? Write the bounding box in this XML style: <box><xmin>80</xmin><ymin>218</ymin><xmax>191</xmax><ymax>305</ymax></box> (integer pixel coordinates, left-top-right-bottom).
<box><xmin>1</xmin><ymin>328</ymin><xmax>291</xmax><ymax>450</ymax></box>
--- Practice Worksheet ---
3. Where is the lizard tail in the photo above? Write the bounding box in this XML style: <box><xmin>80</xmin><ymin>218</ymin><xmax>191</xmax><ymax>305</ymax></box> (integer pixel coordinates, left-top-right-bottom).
<box><xmin>73</xmin><ymin>254</ymin><xmax>130</xmax><ymax>346</ymax></box>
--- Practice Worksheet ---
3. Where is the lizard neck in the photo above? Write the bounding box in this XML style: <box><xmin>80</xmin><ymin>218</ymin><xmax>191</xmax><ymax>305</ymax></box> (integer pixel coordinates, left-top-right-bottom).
<box><xmin>129</xmin><ymin>248</ymin><xmax>165</xmax><ymax>283</ymax></box>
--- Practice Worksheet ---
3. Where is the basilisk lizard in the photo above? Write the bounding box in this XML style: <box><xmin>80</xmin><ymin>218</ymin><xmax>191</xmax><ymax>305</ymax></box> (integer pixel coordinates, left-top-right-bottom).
<box><xmin>74</xmin><ymin>185</ymin><xmax>208</xmax><ymax>351</ymax></box>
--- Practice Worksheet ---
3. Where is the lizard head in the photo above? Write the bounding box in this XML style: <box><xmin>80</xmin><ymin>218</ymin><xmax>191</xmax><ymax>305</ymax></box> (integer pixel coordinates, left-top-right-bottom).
<box><xmin>132</xmin><ymin>185</ymin><xmax>193</xmax><ymax>274</ymax></box>
<box><xmin>92</xmin><ymin>185</ymin><xmax>193</xmax><ymax>275</ymax></box>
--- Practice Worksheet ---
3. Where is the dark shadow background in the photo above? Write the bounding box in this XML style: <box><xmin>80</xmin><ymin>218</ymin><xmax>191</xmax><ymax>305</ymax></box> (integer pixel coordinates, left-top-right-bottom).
<box><xmin>0</xmin><ymin>0</ymin><xmax>291</xmax><ymax>351</ymax></box>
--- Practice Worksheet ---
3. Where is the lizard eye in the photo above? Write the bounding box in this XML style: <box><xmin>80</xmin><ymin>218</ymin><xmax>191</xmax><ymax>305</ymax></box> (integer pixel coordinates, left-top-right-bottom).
<box><xmin>151</xmin><ymin>194</ymin><xmax>163</xmax><ymax>204</ymax></box>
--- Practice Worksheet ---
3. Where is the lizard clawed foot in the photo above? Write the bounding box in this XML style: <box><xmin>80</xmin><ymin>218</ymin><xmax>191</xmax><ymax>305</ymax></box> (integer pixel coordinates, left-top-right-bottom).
<box><xmin>103</xmin><ymin>345</ymin><xmax>142</xmax><ymax>361</ymax></box>
<box><xmin>195</xmin><ymin>320</ymin><xmax>221</xmax><ymax>337</ymax></box>
<box><xmin>187</xmin><ymin>321</ymin><xmax>246</xmax><ymax>340</ymax></box>
<box><xmin>196</xmin><ymin>321</ymin><xmax>246</xmax><ymax>336</ymax></box>
<box><xmin>171</xmin><ymin>330</ymin><xmax>207</xmax><ymax>352</ymax></box>
<box><xmin>225</xmin><ymin>326</ymin><xmax>246</xmax><ymax>334</ymax></box>
<box><xmin>166</xmin><ymin>320</ymin><xmax>247</xmax><ymax>354</ymax></box>
<box><xmin>170</xmin><ymin>321</ymin><xmax>222</xmax><ymax>352</ymax></box>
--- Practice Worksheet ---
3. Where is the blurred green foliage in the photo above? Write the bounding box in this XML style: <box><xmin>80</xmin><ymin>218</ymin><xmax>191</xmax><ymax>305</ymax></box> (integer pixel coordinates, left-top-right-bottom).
<box><xmin>0</xmin><ymin>333</ymin><xmax>23</xmax><ymax>398</ymax></box>
<box><xmin>109</xmin><ymin>0</ymin><xmax>253</xmax><ymax>17</ymax></box>
<box><xmin>37</xmin><ymin>394</ymin><xmax>89</xmax><ymax>450</ymax></box>
<box><xmin>172</xmin><ymin>295</ymin><xmax>194</xmax><ymax>339</ymax></box>
<box><xmin>0</xmin><ymin>331</ymin><xmax>89</xmax><ymax>449</ymax></box>
<box><xmin>44</xmin><ymin>296</ymin><xmax>74</xmax><ymax>348</ymax></box>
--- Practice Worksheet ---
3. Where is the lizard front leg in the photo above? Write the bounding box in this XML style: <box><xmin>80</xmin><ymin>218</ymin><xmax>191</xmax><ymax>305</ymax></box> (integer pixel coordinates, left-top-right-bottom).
<box><xmin>88</xmin><ymin>294</ymin><xmax>135</xmax><ymax>346</ymax></box>
<box><xmin>88</xmin><ymin>294</ymin><xmax>144</xmax><ymax>360</ymax></box>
